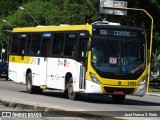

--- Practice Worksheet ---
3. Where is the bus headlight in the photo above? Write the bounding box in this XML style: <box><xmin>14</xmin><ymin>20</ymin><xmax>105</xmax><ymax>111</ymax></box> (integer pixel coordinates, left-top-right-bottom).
<box><xmin>138</xmin><ymin>76</ymin><xmax>147</xmax><ymax>86</ymax></box>
<box><xmin>90</xmin><ymin>72</ymin><xmax>101</xmax><ymax>84</ymax></box>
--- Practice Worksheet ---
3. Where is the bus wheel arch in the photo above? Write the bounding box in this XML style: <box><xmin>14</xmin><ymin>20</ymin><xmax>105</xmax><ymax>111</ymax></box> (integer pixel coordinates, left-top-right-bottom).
<box><xmin>65</xmin><ymin>73</ymin><xmax>79</xmax><ymax>100</ymax></box>
<box><xmin>26</xmin><ymin>69</ymin><xmax>43</xmax><ymax>94</ymax></box>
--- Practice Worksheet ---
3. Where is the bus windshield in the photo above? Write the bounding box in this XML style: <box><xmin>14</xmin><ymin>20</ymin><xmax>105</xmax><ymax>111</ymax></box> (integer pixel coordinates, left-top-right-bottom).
<box><xmin>91</xmin><ymin>35</ymin><xmax>145</xmax><ymax>75</ymax></box>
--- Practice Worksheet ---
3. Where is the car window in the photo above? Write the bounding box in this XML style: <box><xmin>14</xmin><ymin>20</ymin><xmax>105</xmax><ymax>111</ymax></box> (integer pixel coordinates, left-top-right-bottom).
<box><xmin>0</xmin><ymin>62</ymin><xmax>8</xmax><ymax>67</ymax></box>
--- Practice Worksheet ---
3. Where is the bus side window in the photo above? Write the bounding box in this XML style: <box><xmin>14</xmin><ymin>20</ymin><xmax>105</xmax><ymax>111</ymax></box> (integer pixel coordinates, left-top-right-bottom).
<box><xmin>31</xmin><ymin>34</ymin><xmax>41</xmax><ymax>55</ymax></box>
<box><xmin>26</xmin><ymin>34</ymin><xmax>31</xmax><ymax>55</ymax></box>
<box><xmin>19</xmin><ymin>34</ymin><xmax>27</xmax><ymax>55</ymax></box>
<box><xmin>41</xmin><ymin>38</ymin><xmax>50</xmax><ymax>57</ymax></box>
<box><xmin>52</xmin><ymin>33</ymin><xmax>64</xmax><ymax>56</ymax></box>
<box><xmin>64</xmin><ymin>33</ymin><xmax>77</xmax><ymax>57</ymax></box>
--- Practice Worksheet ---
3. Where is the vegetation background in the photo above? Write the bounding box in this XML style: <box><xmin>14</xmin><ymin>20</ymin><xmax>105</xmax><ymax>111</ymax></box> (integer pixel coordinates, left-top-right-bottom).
<box><xmin>0</xmin><ymin>0</ymin><xmax>160</xmax><ymax>65</ymax></box>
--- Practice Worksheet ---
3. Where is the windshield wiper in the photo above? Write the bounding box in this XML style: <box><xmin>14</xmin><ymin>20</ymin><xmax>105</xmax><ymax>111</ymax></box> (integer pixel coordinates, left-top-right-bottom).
<box><xmin>131</xmin><ymin>63</ymin><xmax>144</xmax><ymax>73</ymax></box>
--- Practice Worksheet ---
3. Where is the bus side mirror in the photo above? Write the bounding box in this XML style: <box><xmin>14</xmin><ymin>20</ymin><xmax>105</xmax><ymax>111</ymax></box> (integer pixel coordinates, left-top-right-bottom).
<box><xmin>87</xmin><ymin>41</ymin><xmax>91</xmax><ymax>51</ymax></box>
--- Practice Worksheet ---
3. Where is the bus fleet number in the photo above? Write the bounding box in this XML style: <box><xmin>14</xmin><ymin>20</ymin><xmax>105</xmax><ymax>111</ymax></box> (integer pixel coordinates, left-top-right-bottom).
<box><xmin>128</xmin><ymin>82</ymin><xmax>136</xmax><ymax>86</ymax></box>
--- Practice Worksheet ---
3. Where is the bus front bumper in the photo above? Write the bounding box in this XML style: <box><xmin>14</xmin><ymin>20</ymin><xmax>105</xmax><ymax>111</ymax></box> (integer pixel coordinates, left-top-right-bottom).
<box><xmin>85</xmin><ymin>80</ymin><xmax>103</xmax><ymax>94</ymax></box>
<box><xmin>85</xmin><ymin>80</ymin><xmax>146</xmax><ymax>96</ymax></box>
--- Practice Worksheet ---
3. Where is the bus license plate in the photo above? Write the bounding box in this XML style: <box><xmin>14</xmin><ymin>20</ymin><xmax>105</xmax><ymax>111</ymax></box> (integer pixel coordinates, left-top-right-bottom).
<box><xmin>114</xmin><ymin>91</ymin><xmax>124</xmax><ymax>95</ymax></box>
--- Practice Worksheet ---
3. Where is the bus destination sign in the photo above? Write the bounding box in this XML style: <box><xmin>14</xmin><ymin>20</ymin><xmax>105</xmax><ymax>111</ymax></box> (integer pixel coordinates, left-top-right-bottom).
<box><xmin>99</xmin><ymin>29</ymin><xmax>137</xmax><ymax>37</ymax></box>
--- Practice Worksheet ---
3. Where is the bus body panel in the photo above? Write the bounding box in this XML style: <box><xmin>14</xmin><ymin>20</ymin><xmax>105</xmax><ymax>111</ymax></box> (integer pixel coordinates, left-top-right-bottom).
<box><xmin>46</xmin><ymin>58</ymin><xmax>85</xmax><ymax>91</ymax></box>
<box><xmin>37</xmin><ymin>57</ymin><xmax>48</xmax><ymax>86</ymax></box>
<box><xmin>46</xmin><ymin>58</ymin><xmax>67</xmax><ymax>90</ymax></box>
<box><xmin>85</xmin><ymin>80</ymin><xmax>103</xmax><ymax>94</ymax></box>
<box><xmin>9</xmin><ymin>56</ymin><xmax>47</xmax><ymax>86</ymax></box>
<box><xmin>9</xmin><ymin>56</ymin><xmax>24</xmax><ymax>83</ymax></box>
<box><xmin>9</xmin><ymin>62</ymin><xmax>18</xmax><ymax>82</ymax></box>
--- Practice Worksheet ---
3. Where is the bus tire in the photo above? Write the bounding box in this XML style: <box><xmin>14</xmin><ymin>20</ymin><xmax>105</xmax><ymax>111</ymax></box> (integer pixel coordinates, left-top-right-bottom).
<box><xmin>5</xmin><ymin>76</ymin><xmax>8</xmax><ymax>80</ymax></box>
<box><xmin>26</xmin><ymin>73</ymin><xmax>43</xmax><ymax>94</ymax></box>
<box><xmin>66</xmin><ymin>77</ymin><xmax>79</xmax><ymax>100</ymax></box>
<box><xmin>112</xmin><ymin>95</ymin><xmax>125</xmax><ymax>104</ymax></box>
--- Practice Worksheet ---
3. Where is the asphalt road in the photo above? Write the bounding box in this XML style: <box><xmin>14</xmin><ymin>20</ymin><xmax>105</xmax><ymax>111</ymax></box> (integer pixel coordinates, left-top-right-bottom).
<box><xmin>0</xmin><ymin>78</ymin><xmax>160</xmax><ymax>120</ymax></box>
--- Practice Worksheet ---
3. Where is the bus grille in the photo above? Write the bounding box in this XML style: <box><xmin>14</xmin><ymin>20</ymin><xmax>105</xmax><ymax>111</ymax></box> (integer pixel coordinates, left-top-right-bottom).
<box><xmin>104</xmin><ymin>87</ymin><xmax>135</xmax><ymax>94</ymax></box>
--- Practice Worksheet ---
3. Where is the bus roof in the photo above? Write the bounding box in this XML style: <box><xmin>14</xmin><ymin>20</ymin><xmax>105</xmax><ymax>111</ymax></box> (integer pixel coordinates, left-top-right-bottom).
<box><xmin>12</xmin><ymin>25</ymin><xmax>92</xmax><ymax>33</ymax></box>
<box><xmin>13</xmin><ymin>23</ymin><xmax>143</xmax><ymax>33</ymax></box>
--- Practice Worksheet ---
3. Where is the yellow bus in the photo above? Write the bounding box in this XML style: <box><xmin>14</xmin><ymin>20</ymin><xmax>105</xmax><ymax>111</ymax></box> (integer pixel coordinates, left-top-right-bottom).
<box><xmin>9</xmin><ymin>21</ymin><xmax>148</xmax><ymax>103</ymax></box>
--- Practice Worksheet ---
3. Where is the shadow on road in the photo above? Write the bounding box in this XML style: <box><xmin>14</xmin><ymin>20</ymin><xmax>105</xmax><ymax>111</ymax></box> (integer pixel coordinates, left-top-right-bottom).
<box><xmin>20</xmin><ymin>90</ymin><xmax>160</xmax><ymax>106</ymax></box>
<box><xmin>124</xmin><ymin>98</ymin><xmax>160</xmax><ymax>106</ymax></box>
<box><xmin>0</xmin><ymin>79</ymin><xmax>11</xmax><ymax>82</ymax></box>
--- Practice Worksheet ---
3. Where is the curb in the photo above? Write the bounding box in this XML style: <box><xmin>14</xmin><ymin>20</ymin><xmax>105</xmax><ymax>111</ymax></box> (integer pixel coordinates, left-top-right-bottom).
<box><xmin>146</xmin><ymin>93</ymin><xmax>160</xmax><ymax>97</ymax></box>
<box><xmin>0</xmin><ymin>99</ymin><xmax>121</xmax><ymax>120</ymax></box>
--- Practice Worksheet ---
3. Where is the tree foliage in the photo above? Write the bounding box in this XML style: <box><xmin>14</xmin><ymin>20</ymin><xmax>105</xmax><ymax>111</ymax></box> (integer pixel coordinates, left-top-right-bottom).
<box><xmin>0</xmin><ymin>0</ymin><xmax>160</xmax><ymax>44</ymax></box>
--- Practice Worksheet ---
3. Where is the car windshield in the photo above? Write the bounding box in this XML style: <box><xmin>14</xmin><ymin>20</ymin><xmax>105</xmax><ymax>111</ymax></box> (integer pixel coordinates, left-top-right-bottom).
<box><xmin>91</xmin><ymin>35</ymin><xmax>145</xmax><ymax>74</ymax></box>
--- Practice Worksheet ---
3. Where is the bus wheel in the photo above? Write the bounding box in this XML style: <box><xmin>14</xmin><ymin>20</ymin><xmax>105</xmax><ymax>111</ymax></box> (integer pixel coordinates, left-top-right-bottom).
<box><xmin>112</xmin><ymin>95</ymin><xmax>125</xmax><ymax>104</ymax></box>
<box><xmin>26</xmin><ymin>73</ymin><xmax>43</xmax><ymax>94</ymax></box>
<box><xmin>67</xmin><ymin>77</ymin><xmax>79</xmax><ymax>100</ymax></box>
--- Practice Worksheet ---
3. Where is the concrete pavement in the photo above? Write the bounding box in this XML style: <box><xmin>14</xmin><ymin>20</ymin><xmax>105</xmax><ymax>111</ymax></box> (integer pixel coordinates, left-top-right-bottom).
<box><xmin>146</xmin><ymin>92</ymin><xmax>160</xmax><ymax>97</ymax></box>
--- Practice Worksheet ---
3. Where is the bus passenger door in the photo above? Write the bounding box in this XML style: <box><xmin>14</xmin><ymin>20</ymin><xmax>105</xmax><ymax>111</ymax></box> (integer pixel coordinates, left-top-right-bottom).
<box><xmin>38</xmin><ymin>33</ymin><xmax>51</xmax><ymax>86</ymax></box>
<box><xmin>76</xmin><ymin>36</ymin><xmax>89</xmax><ymax>92</ymax></box>
<box><xmin>46</xmin><ymin>33</ymin><xmax>65</xmax><ymax>89</ymax></box>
